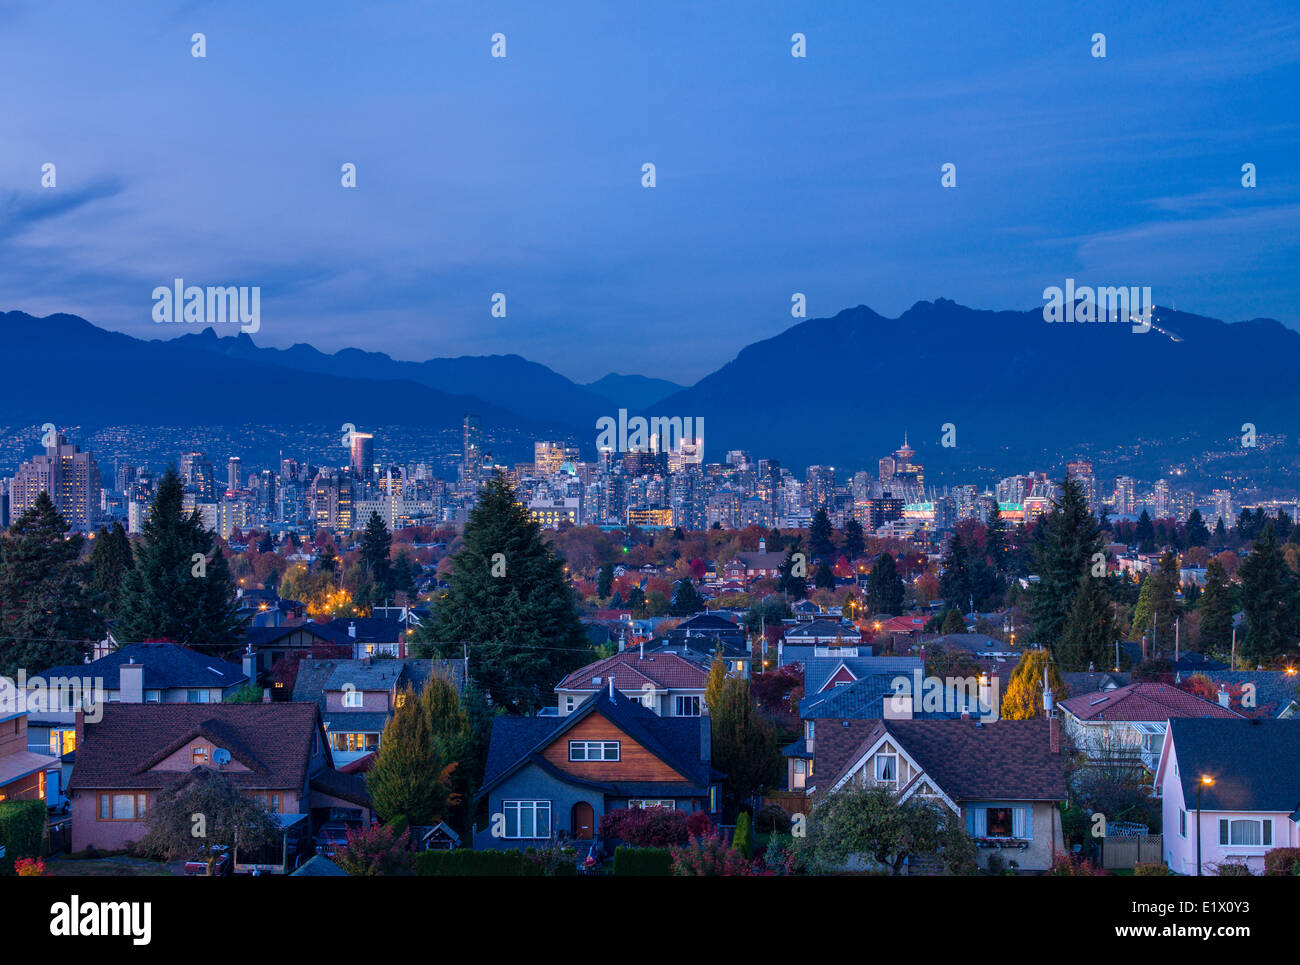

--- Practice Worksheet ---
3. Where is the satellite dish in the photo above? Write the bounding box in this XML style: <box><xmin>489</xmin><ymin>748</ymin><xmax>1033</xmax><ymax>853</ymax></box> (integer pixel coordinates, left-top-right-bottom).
<box><xmin>212</xmin><ymin>748</ymin><xmax>231</xmax><ymax>766</ymax></box>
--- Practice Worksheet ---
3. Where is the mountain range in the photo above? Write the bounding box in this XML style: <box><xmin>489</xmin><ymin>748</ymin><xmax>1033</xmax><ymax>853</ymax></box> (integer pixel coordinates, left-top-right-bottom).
<box><xmin>3</xmin><ymin>300</ymin><xmax>1296</xmax><ymax>475</ymax></box>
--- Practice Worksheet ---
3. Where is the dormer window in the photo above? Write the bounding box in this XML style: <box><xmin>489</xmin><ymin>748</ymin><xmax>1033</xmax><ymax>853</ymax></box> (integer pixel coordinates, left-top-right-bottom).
<box><xmin>343</xmin><ymin>690</ymin><xmax>363</xmax><ymax>708</ymax></box>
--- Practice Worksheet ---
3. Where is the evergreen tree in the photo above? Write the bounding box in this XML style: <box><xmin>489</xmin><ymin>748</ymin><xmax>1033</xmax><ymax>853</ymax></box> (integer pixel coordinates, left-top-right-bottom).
<box><xmin>88</xmin><ymin>521</ymin><xmax>134</xmax><ymax>619</ymax></box>
<box><xmin>710</xmin><ymin>674</ymin><xmax>782</xmax><ymax>810</ymax></box>
<box><xmin>113</xmin><ymin>469</ymin><xmax>245</xmax><ymax>655</ymax></box>
<box><xmin>1238</xmin><ymin>524</ymin><xmax>1297</xmax><ymax>663</ymax></box>
<box><xmin>1196</xmin><ymin>561</ymin><xmax>1234</xmax><ymax>654</ymax></box>
<box><xmin>416</xmin><ymin>474</ymin><xmax>589</xmax><ymax>713</ymax></box>
<box><xmin>0</xmin><ymin>493</ymin><xmax>104</xmax><ymax>677</ymax></box>
<box><xmin>418</xmin><ymin>674</ymin><xmax>476</xmax><ymax>829</ymax></box>
<box><xmin>1152</xmin><ymin>550</ymin><xmax>1182</xmax><ymax>633</ymax></box>
<box><xmin>866</xmin><ymin>552</ymin><xmax>905</xmax><ymax>615</ymax></box>
<box><xmin>985</xmin><ymin>502</ymin><xmax>1008</xmax><ymax>572</ymax></box>
<box><xmin>814</xmin><ymin>560</ymin><xmax>836</xmax><ymax>591</ymax></box>
<box><xmin>1130</xmin><ymin>575</ymin><xmax>1156</xmax><ymax>644</ymax></box>
<box><xmin>1185</xmin><ymin>509</ymin><xmax>1210</xmax><ymax>548</ymax></box>
<box><xmin>368</xmin><ymin>684</ymin><xmax>457</xmax><ymax>825</ymax></box>
<box><xmin>1029</xmin><ymin>479</ymin><xmax>1102</xmax><ymax>650</ymax></box>
<box><xmin>776</xmin><ymin>548</ymin><xmax>808</xmax><ymax>600</ymax></box>
<box><xmin>1135</xmin><ymin>510</ymin><xmax>1155</xmax><ymax>553</ymax></box>
<box><xmin>670</xmin><ymin>577</ymin><xmax>705</xmax><ymax>616</ymax></box>
<box><xmin>391</xmin><ymin>551</ymin><xmax>418</xmax><ymax>598</ymax></box>
<box><xmin>597</xmin><ymin>563</ymin><xmax>614</xmax><ymax>598</ymax></box>
<box><xmin>808</xmin><ymin>508</ymin><xmax>835</xmax><ymax>563</ymax></box>
<box><xmin>1057</xmin><ymin>573</ymin><xmax>1116</xmax><ymax>671</ymax></box>
<box><xmin>360</xmin><ymin>512</ymin><xmax>394</xmax><ymax>602</ymax></box>
<box><xmin>1213</xmin><ymin>517</ymin><xmax>1227</xmax><ymax>547</ymax></box>
<box><xmin>940</xmin><ymin>608</ymin><xmax>966</xmax><ymax>635</ymax></box>
<box><xmin>843</xmin><ymin>518</ymin><xmax>866</xmax><ymax>561</ymax></box>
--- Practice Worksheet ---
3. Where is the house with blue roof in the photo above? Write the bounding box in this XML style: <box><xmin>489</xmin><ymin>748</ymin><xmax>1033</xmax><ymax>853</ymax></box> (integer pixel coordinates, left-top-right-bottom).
<box><xmin>473</xmin><ymin>683</ymin><xmax>723</xmax><ymax>850</ymax></box>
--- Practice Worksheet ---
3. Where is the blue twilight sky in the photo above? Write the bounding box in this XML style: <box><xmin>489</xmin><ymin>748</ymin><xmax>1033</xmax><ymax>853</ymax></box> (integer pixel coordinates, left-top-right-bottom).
<box><xmin>1</xmin><ymin>0</ymin><xmax>1297</xmax><ymax>384</ymax></box>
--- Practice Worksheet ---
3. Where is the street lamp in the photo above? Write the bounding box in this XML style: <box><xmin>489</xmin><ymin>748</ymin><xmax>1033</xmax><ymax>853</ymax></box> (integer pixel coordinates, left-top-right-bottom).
<box><xmin>1196</xmin><ymin>774</ymin><xmax>1215</xmax><ymax>876</ymax></box>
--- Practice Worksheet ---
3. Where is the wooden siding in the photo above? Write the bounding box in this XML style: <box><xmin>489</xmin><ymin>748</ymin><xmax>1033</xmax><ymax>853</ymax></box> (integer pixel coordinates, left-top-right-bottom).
<box><xmin>540</xmin><ymin>713</ymin><xmax>689</xmax><ymax>782</ymax></box>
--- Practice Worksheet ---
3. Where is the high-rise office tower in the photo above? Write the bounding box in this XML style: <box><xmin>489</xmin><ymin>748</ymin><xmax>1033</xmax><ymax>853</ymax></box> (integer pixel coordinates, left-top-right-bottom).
<box><xmin>462</xmin><ymin>414</ymin><xmax>483</xmax><ymax>488</ymax></box>
<box><xmin>1066</xmin><ymin>460</ymin><xmax>1097</xmax><ymax>513</ymax></box>
<box><xmin>806</xmin><ymin>465</ymin><xmax>835</xmax><ymax>511</ymax></box>
<box><xmin>227</xmin><ymin>457</ymin><xmax>242</xmax><ymax>493</ymax></box>
<box><xmin>350</xmin><ymin>432</ymin><xmax>374</xmax><ymax>479</ymax></box>
<box><xmin>534</xmin><ymin>440</ymin><xmax>566</xmax><ymax>476</ymax></box>
<box><xmin>1153</xmin><ymin>479</ymin><xmax>1171</xmax><ymax>518</ymax></box>
<box><xmin>1113</xmin><ymin>476</ymin><xmax>1137</xmax><ymax>517</ymax></box>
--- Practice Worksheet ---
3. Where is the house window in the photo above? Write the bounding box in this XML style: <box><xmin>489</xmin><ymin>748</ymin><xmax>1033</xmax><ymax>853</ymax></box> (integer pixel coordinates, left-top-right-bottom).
<box><xmin>145</xmin><ymin>690</ymin><xmax>162</xmax><ymax>703</ymax></box>
<box><xmin>709</xmin><ymin>786</ymin><xmax>719</xmax><ymax>812</ymax></box>
<box><xmin>675</xmin><ymin>695</ymin><xmax>702</xmax><ymax>717</ymax></box>
<box><xmin>1179</xmin><ymin>809</ymin><xmax>1186</xmax><ymax>838</ymax></box>
<box><xmin>875</xmin><ymin>753</ymin><xmax>898</xmax><ymax>784</ymax></box>
<box><xmin>1219</xmin><ymin>819</ymin><xmax>1272</xmax><ymax>847</ymax></box>
<box><xmin>192</xmin><ymin>745</ymin><xmax>209</xmax><ymax>765</ymax></box>
<box><xmin>331</xmin><ymin>732</ymin><xmax>379</xmax><ymax>753</ymax></box>
<box><xmin>186</xmin><ymin>689</ymin><xmax>209</xmax><ymax>704</ymax></box>
<box><xmin>343</xmin><ymin>690</ymin><xmax>363</xmax><ymax>708</ymax></box>
<box><xmin>254</xmin><ymin>793</ymin><xmax>282</xmax><ymax>813</ymax></box>
<box><xmin>569</xmin><ymin>740</ymin><xmax>620</xmax><ymax>761</ymax></box>
<box><xmin>986</xmin><ymin>808</ymin><xmax>1014</xmax><ymax>837</ymax></box>
<box><xmin>502</xmin><ymin>800</ymin><xmax>551</xmax><ymax>839</ymax></box>
<box><xmin>805</xmin><ymin>721</ymin><xmax>815</xmax><ymax>742</ymax></box>
<box><xmin>794</xmin><ymin>759</ymin><xmax>807</xmax><ymax>775</ymax></box>
<box><xmin>630</xmin><ymin>799</ymin><xmax>675</xmax><ymax>810</ymax></box>
<box><xmin>565</xmin><ymin>696</ymin><xmax>576</xmax><ymax>713</ymax></box>
<box><xmin>98</xmin><ymin>793</ymin><xmax>147</xmax><ymax>821</ymax></box>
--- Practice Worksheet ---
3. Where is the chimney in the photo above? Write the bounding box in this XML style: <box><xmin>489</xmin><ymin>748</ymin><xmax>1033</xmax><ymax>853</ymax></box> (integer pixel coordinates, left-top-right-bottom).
<box><xmin>758</xmin><ymin>538</ymin><xmax>766</xmax><ymax>553</ymax></box>
<box><xmin>640</xmin><ymin>640</ymin><xmax>644</xmax><ymax>661</ymax></box>
<box><xmin>1217</xmin><ymin>688</ymin><xmax>1231</xmax><ymax>709</ymax></box>
<box><xmin>242</xmin><ymin>647</ymin><xmax>258</xmax><ymax>687</ymax></box>
<box><xmin>348</xmin><ymin>622</ymin><xmax>357</xmax><ymax>639</ymax></box>
<box><xmin>119</xmin><ymin>659</ymin><xmax>144</xmax><ymax>704</ymax></box>
<box><xmin>74</xmin><ymin>707</ymin><xmax>85</xmax><ymax>751</ymax></box>
<box><xmin>608</xmin><ymin>676</ymin><xmax>615</xmax><ymax>699</ymax></box>
<box><xmin>700</xmin><ymin>711</ymin><xmax>711</xmax><ymax>764</ymax></box>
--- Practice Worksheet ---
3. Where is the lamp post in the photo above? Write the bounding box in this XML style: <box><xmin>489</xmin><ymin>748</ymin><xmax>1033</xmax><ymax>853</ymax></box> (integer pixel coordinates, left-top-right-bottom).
<box><xmin>1196</xmin><ymin>774</ymin><xmax>1215</xmax><ymax>876</ymax></box>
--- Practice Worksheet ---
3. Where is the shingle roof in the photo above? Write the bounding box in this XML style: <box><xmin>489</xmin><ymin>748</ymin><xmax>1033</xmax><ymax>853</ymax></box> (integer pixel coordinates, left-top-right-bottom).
<box><xmin>37</xmin><ymin>642</ymin><xmax>246</xmax><ymax>691</ymax></box>
<box><xmin>1168</xmin><ymin>718</ymin><xmax>1300</xmax><ymax>813</ymax></box>
<box><xmin>1061</xmin><ymin>671</ymin><xmax>1132</xmax><ymax>697</ymax></box>
<box><xmin>555</xmin><ymin>652</ymin><xmax>708</xmax><ymax>692</ymax></box>
<box><xmin>68</xmin><ymin>702</ymin><xmax>323</xmax><ymax>793</ymax></box>
<box><xmin>308</xmin><ymin>768</ymin><xmax>372</xmax><ymax>807</ymax></box>
<box><xmin>799</xmin><ymin>672</ymin><xmax>965</xmax><ymax>720</ymax></box>
<box><xmin>1060</xmin><ymin>682</ymin><xmax>1240</xmax><ymax>722</ymax></box>
<box><xmin>816</xmin><ymin>718</ymin><xmax>1068</xmax><ymax>802</ymax></box>
<box><xmin>291</xmin><ymin>854</ymin><xmax>349</xmax><ymax>876</ymax></box>
<box><xmin>804</xmin><ymin>655</ymin><xmax>923</xmax><ymax>694</ymax></box>
<box><xmin>1190</xmin><ymin>671</ymin><xmax>1300</xmax><ymax>719</ymax></box>
<box><xmin>293</xmin><ymin>658</ymin><xmax>466</xmax><ymax>709</ymax></box>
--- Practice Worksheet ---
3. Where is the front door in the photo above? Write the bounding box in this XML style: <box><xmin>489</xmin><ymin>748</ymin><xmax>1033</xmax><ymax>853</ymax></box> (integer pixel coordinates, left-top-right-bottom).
<box><xmin>572</xmin><ymin>801</ymin><xmax>594</xmax><ymax>839</ymax></box>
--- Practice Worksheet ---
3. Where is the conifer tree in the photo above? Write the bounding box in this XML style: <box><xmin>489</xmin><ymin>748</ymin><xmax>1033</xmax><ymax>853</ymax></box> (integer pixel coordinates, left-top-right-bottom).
<box><xmin>866</xmin><ymin>552</ymin><xmax>904</xmax><ymax>616</ymax></box>
<box><xmin>1029</xmin><ymin>479</ymin><xmax>1102</xmax><ymax>649</ymax></box>
<box><xmin>808</xmin><ymin>508</ymin><xmax>835</xmax><ymax>562</ymax></box>
<box><xmin>1058</xmin><ymin>572</ymin><xmax>1116</xmax><ymax>671</ymax></box>
<box><xmin>88</xmin><ymin>521</ymin><xmax>134</xmax><ymax>619</ymax></box>
<box><xmin>670</xmin><ymin>577</ymin><xmax>705</xmax><ymax>616</ymax></box>
<box><xmin>1238</xmin><ymin>524</ymin><xmax>1297</xmax><ymax>663</ymax></box>
<box><xmin>1000</xmin><ymin>649</ymin><xmax>1067</xmax><ymax>720</ymax></box>
<box><xmin>1197</xmin><ymin>558</ymin><xmax>1234</xmax><ymax>653</ymax></box>
<box><xmin>368</xmin><ymin>684</ymin><xmax>457</xmax><ymax>825</ymax></box>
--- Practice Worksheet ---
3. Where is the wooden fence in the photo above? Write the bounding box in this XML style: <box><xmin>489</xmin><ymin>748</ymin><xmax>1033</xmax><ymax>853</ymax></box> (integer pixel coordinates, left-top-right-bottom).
<box><xmin>1101</xmin><ymin>834</ymin><xmax>1163</xmax><ymax>869</ymax></box>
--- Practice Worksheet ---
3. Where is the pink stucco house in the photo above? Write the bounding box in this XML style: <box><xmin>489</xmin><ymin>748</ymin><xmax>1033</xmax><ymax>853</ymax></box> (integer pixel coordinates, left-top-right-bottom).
<box><xmin>1156</xmin><ymin>717</ymin><xmax>1300</xmax><ymax>875</ymax></box>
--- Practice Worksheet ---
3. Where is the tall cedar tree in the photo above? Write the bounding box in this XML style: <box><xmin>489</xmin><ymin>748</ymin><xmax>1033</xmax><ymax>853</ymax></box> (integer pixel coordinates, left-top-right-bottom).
<box><xmin>1130</xmin><ymin>576</ymin><xmax>1156</xmax><ymax>644</ymax></box>
<box><xmin>1185</xmin><ymin>509</ymin><xmax>1210</xmax><ymax>548</ymax></box>
<box><xmin>1152</xmin><ymin>551</ymin><xmax>1183</xmax><ymax>636</ymax></box>
<box><xmin>866</xmin><ymin>552</ymin><xmax>904</xmax><ymax>615</ymax></box>
<box><xmin>0</xmin><ymin>492</ymin><xmax>103</xmax><ymax>677</ymax></box>
<box><xmin>808</xmin><ymin>508</ymin><xmax>835</xmax><ymax>563</ymax></box>
<box><xmin>418</xmin><ymin>674</ymin><xmax>476</xmax><ymax>831</ymax></box>
<box><xmin>368</xmin><ymin>684</ymin><xmax>458</xmax><ymax>825</ymax></box>
<box><xmin>1000</xmin><ymin>649</ymin><xmax>1067</xmax><ymax>720</ymax></box>
<box><xmin>776</xmin><ymin>547</ymin><xmax>807</xmax><ymax>600</ymax></box>
<box><xmin>418</xmin><ymin>474</ymin><xmax>589</xmax><ymax>713</ymax></box>
<box><xmin>985</xmin><ymin>502</ymin><xmax>1008</xmax><ymax>572</ymax></box>
<box><xmin>360</xmin><ymin>511</ymin><xmax>394</xmax><ymax>603</ymax></box>
<box><xmin>1238</xmin><ymin>524</ymin><xmax>1298</xmax><ymax>663</ymax></box>
<box><xmin>814</xmin><ymin>560</ymin><xmax>837</xmax><ymax>590</ymax></box>
<box><xmin>88</xmin><ymin>521</ymin><xmax>134</xmax><ymax>619</ymax></box>
<box><xmin>114</xmin><ymin>469</ymin><xmax>244</xmax><ymax>654</ymax></box>
<box><xmin>1057</xmin><ymin>572</ymin><xmax>1117</xmax><ymax>671</ymax></box>
<box><xmin>670</xmin><ymin>577</ymin><xmax>705</xmax><ymax>616</ymax></box>
<box><xmin>1029</xmin><ymin>479</ymin><xmax>1102</xmax><ymax>649</ymax></box>
<box><xmin>1197</xmin><ymin>559</ymin><xmax>1235</xmax><ymax>654</ymax></box>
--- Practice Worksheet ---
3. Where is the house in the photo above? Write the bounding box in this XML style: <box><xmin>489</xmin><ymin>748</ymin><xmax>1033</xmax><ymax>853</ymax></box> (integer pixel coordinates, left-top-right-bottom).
<box><xmin>784</xmin><ymin>620</ymin><xmax>862</xmax><ymax>647</ymax></box>
<box><xmin>67</xmin><ymin>702</ymin><xmax>372</xmax><ymax>854</ymax></box>
<box><xmin>1156</xmin><ymin>718</ymin><xmax>1300</xmax><ymax>875</ymax></box>
<box><xmin>292</xmin><ymin>657</ymin><xmax>468</xmax><ymax>766</ymax></box>
<box><xmin>238</xmin><ymin>624</ymin><xmax>344</xmax><ymax>679</ymax></box>
<box><xmin>310</xmin><ymin>617</ymin><xmax>410</xmax><ymax>659</ymax></box>
<box><xmin>1061</xmin><ymin>671</ymin><xmax>1132</xmax><ymax>697</ymax></box>
<box><xmin>1188</xmin><ymin>670</ymin><xmax>1300</xmax><ymax>719</ymax></box>
<box><xmin>801</xmin><ymin>654</ymin><xmax>923</xmax><ymax>695</ymax></box>
<box><xmin>783</xmin><ymin>671</ymin><xmax>976</xmax><ymax>791</ymax></box>
<box><xmin>0</xmin><ymin>712</ymin><xmax>61</xmax><ymax>807</ymax></box>
<box><xmin>1058</xmin><ymin>681</ymin><xmax>1240</xmax><ymax>772</ymax></box>
<box><xmin>474</xmin><ymin>683</ymin><xmax>722</xmax><ymax>850</ymax></box>
<box><xmin>806</xmin><ymin>716</ymin><xmax>1069</xmax><ymax>871</ymax></box>
<box><xmin>554</xmin><ymin>651</ymin><xmax>708</xmax><ymax>718</ymax></box>
<box><xmin>730</xmin><ymin>540</ymin><xmax>787</xmax><ymax>580</ymax></box>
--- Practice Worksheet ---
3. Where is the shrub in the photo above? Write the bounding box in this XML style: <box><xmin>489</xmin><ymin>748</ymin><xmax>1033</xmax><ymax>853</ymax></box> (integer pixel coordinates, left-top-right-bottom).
<box><xmin>415</xmin><ymin>849</ymin><xmax>542</xmax><ymax>876</ymax></box>
<box><xmin>734</xmin><ymin>812</ymin><xmax>753</xmax><ymax>859</ymax></box>
<box><xmin>14</xmin><ymin>857</ymin><xmax>47</xmax><ymax>877</ymax></box>
<box><xmin>1047</xmin><ymin>852</ymin><xmax>1106</xmax><ymax>876</ymax></box>
<box><xmin>334</xmin><ymin>823</ymin><xmax>415</xmax><ymax>876</ymax></box>
<box><xmin>1134</xmin><ymin>862</ymin><xmax>1172</xmax><ymax>876</ymax></box>
<box><xmin>685</xmin><ymin>810</ymin><xmax>715</xmax><ymax>838</ymax></box>
<box><xmin>753</xmin><ymin>804</ymin><xmax>791</xmax><ymax>834</ymax></box>
<box><xmin>1264</xmin><ymin>847</ymin><xmax>1300</xmax><ymax>877</ymax></box>
<box><xmin>613</xmin><ymin>846</ymin><xmax>672</xmax><ymax>876</ymax></box>
<box><xmin>597</xmin><ymin>806</ymin><xmax>689</xmax><ymax>847</ymax></box>
<box><xmin>670</xmin><ymin>831</ymin><xmax>759</xmax><ymax>876</ymax></box>
<box><xmin>1211</xmin><ymin>861</ymin><xmax>1254</xmax><ymax>876</ymax></box>
<box><xmin>0</xmin><ymin>800</ymin><xmax>46</xmax><ymax>875</ymax></box>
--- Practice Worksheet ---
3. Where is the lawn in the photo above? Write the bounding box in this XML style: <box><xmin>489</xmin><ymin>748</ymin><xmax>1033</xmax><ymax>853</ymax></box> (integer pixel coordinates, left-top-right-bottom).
<box><xmin>46</xmin><ymin>856</ymin><xmax>177</xmax><ymax>876</ymax></box>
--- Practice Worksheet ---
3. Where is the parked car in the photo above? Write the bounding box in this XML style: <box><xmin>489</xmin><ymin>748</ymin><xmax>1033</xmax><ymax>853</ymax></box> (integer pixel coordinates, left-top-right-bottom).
<box><xmin>184</xmin><ymin>845</ymin><xmax>231</xmax><ymax>876</ymax></box>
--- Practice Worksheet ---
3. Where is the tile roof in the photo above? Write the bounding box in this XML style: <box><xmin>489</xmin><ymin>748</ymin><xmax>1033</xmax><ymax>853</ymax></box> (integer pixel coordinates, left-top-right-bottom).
<box><xmin>816</xmin><ymin>718</ymin><xmax>1068</xmax><ymax>802</ymax></box>
<box><xmin>68</xmin><ymin>702</ymin><xmax>324</xmax><ymax>793</ymax></box>
<box><xmin>1060</xmin><ymin>682</ymin><xmax>1240</xmax><ymax>722</ymax></box>
<box><xmin>1168</xmin><ymin>718</ymin><xmax>1300</xmax><ymax>813</ymax></box>
<box><xmin>37</xmin><ymin>642</ymin><xmax>246</xmax><ymax>691</ymax></box>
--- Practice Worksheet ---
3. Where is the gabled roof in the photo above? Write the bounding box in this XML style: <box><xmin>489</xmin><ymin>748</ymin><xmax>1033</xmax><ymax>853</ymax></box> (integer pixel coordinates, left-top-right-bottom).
<box><xmin>799</xmin><ymin>672</ymin><xmax>966</xmax><ymax>721</ymax></box>
<box><xmin>291</xmin><ymin>854</ymin><xmax>349</xmax><ymax>876</ymax></box>
<box><xmin>477</xmin><ymin>688</ymin><xmax>721</xmax><ymax>801</ymax></box>
<box><xmin>1189</xmin><ymin>671</ymin><xmax>1300</xmax><ymax>719</ymax></box>
<box><xmin>310</xmin><ymin>618</ymin><xmax>406</xmax><ymax>645</ymax></box>
<box><xmin>1168</xmin><ymin>718</ymin><xmax>1300</xmax><ymax>813</ymax></box>
<box><xmin>1060</xmin><ymin>682</ymin><xmax>1240</xmax><ymax>722</ymax></box>
<box><xmin>293</xmin><ymin>658</ymin><xmax>465</xmax><ymax>708</ymax></box>
<box><xmin>1061</xmin><ymin>671</ymin><xmax>1132</xmax><ymax>697</ymax></box>
<box><xmin>676</xmin><ymin>613</ymin><xmax>740</xmax><ymax>631</ymax></box>
<box><xmin>784</xmin><ymin>620</ymin><xmax>860</xmax><ymax>640</ymax></box>
<box><xmin>804</xmin><ymin>655</ymin><xmax>923</xmax><ymax>694</ymax></box>
<box><xmin>68</xmin><ymin>702</ymin><xmax>325</xmax><ymax>793</ymax></box>
<box><xmin>37</xmin><ymin>642</ymin><xmax>246</xmax><ymax>692</ymax></box>
<box><xmin>820</xmin><ymin>719</ymin><xmax>1068</xmax><ymax>803</ymax></box>
<box><xmin>555</xmin><ymin>652</ymin><xmax>708</xmax><ymax>693</ymax></box>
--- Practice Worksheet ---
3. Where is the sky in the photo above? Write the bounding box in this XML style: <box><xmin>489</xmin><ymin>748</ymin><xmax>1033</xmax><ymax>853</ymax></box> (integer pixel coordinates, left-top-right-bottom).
<box><xmin>1</xmin><ymin>0</ymin><xmax>1297</xmax><ymax>384</ymax></box>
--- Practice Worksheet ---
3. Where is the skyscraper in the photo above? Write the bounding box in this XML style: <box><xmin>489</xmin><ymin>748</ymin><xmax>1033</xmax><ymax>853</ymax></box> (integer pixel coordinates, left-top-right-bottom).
<box><xmin>1066</xmin><ymin>460</ymin><xmax>1097</xmax><ymax>513</ymax></box>
<box><xmin>350</xmin><ymin>432</ymin><xmax>374</xmax><ymax>479</ymax></box>
<box><xmin>462</xmin><ymin>414</ymin><xmax>483</xmax><ymax>489</ymax></box>
<box><xmin>10</xmin><ymin>433</ymin><xmax>101</xmax><ymax>531</ymax></box>
<box><xmin>227</xmin><ymin>456</ymin><xmax>242</xmax><ymax>493</ymax></box>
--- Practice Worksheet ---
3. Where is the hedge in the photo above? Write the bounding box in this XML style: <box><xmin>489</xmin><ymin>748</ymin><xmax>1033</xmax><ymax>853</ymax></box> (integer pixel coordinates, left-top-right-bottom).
<box><xmin>1264</xmin><ymin>848</ymin><xmax>1300</xmax><ymax>876</ymax></box>
<box><xmin>416</xmin><ymin>849</ymin><xmax>548</xmax><ymax>876</ymax></box>
<box><xmin>613</xmin><ymin>846</ymin><xmax>672</xmax><ymax>876</ymax></box>
<box><xmin>0</xmin><ymin>800</ymin><xmax>47</xmax><ymax>875</ymax></box>
<box><xmin>1133</xmin><ymin>862</ymin><xmax>1172</xmax><ymax>876</ymax></box>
